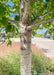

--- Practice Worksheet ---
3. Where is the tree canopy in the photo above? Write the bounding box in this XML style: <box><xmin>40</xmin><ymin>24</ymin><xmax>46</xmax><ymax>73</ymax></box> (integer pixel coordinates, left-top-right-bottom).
<box><xmin>0</xmin><ymin>0</ymin><xmax>54</xmax><ymax>37</ymax></box>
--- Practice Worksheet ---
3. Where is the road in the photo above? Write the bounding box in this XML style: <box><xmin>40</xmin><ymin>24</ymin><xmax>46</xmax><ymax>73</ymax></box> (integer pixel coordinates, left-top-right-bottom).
<box><xmin>32</xmin><ymin>37</ymin><xmax>54</xmax><ymax>58</ymax></box>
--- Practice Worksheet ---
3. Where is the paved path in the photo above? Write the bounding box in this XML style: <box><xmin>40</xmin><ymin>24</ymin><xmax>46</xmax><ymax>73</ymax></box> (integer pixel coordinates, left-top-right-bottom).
<box><xmin>10</xmin><ymin>38</ymin><xmax>54</xmax><ymax>58</ymax></box>
<box><xmin>32</xmin><ymin>37</ymin><xmax>54</xmax><ymax>58</ymax></box>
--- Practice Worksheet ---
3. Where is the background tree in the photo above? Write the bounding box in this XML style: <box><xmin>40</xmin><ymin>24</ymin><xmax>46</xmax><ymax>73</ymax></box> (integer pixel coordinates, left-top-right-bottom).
<box><xmin>0</xmin><ymin>0</ymin><xmax>54</xmax><ymax>75</ymax></box>
<box><xmin>34</xmin><ymin>33</ymin><xmax>44</xmax><ymax>37</ymax></box>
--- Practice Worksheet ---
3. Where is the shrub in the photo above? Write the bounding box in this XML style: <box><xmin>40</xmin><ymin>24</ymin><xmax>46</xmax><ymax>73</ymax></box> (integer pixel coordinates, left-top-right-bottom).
<box><xmin>31</xmin><ymin>52</ymin><xmax>46</xmax><ymax>74</ymax></box>
<box><xmin>0</xmin><ymin>51</ymin><xmax>20</xmax><ymax>75</ymax></box>
<box><xmin>49</xmin><ymin>59</ymin><xmax>54</xmax><ymax>71</ymax></box>
<box><xmin>0</xmin><ymin>50</ymin><xmax>54</xmax><ymax>75</ymax></box>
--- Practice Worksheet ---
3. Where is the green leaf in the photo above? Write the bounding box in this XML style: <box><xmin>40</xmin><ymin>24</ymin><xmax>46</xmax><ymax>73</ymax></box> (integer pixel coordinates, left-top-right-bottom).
<box><xmin>0</xmin><ymin>17</ymin><xmax>8</xmax><ymax>26</ymax></box>
<box><xmin>5</xmin><ymin>23</ymin><xmax>12</xmax><ymax>33</ymax></box>
<box><xmin>46</xmin><ymin>0</ymin><xmax>49</xmax><ymax>2</ymax></box>
<box><xmin>0</xmin><ymin>3</ymin><xmax>6</xmax><ymax>19</ymax></box>
<box><xmin>4</xmin><ymin>37</ymin><xmax>8</xmax><ymax>40</ymax></box>
<box><xmin>7</xmin><ymin>40</ymin><xmax>12</xmax><ymax>46</ymax></box>
<box><xmin>14</xmin><ymin>15</ymin><xmax>20</xmax><ymax>21</ymax></box>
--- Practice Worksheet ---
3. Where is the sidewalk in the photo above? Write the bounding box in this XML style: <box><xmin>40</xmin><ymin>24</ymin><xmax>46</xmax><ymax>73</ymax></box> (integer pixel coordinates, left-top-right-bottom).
<box><xmin>32</xmin><ymin>37</ymin><xmax>54</xmax><ymax>58</ymax></box>
<box><xmin>10</xmin><ymin>37</ymin><xmax>54</xmax><ymax>58</ymax></box>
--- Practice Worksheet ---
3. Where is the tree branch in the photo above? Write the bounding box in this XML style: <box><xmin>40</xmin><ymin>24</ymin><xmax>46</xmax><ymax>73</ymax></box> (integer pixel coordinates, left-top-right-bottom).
<box><xmin>31</xmin><ymin>11</ymin><xmax>54</xmax><ymax>24</ymax></box>
<box><xmin>27</xmin><ymin>18</ymin><xmax>54</xmax><ymax>30</ymax></box>
<box><xmin>0</xmin><ymin>41</ymin><xmax>5</xmax><ymax>46</ymax></box>
<box><xmin>22</xmin><ymin>0</ymin><xmax>31</xmax><ymax>24</ymax></box>
<box><xmin>7</xmin><ymin>19</ymin><xmax>19</xmax><ymax>26</ymax></box>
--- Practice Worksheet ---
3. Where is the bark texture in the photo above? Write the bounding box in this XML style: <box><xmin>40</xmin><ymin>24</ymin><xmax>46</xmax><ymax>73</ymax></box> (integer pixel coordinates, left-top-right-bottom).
<box><xmin>20</xmin><ymin>22</ymin><xmax>31</xmax><ymax>75</ymax></box>
<box><xmin>19</xmin><ymin>0</ymin><xmax>31</xmax><ymax>75</ymax></box>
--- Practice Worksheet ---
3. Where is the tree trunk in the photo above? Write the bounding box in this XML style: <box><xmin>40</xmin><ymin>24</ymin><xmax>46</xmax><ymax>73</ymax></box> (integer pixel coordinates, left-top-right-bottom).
<box><xmin>20</xmin><ymin>23</ymin><xmax>32</xmax><ymax>75</ymax></box>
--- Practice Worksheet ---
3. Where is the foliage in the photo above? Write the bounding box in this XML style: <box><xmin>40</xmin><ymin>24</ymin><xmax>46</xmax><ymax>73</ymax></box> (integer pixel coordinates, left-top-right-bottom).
<box><xmin>49</xmin><ymin>59</ymin><xmax>54</xmax><ymax>71</ymax></box>
<box><xmin>31</xmin><ymin>52</ymin><xmax>46</xmax><ymax>74</ymax></box>
<box><xmin>31</xmin><ymin>51</ymin><xmax>54</xmax><ymax>74</ymax></box>
<box><xmin>0</xmin><ymin>51</ymin><xmax>20</xmax><ymax>75</ymax></box>
<box><xmin>53</xmin><ymin>35</ymin><xmax>54</xmax><ymax>40</ymax></box>
<box><xmin>0</xmin><ymin>0</ymin><xmax>54</xmax><ymax>37</ymax></box>
<box><xmin>0</xmin><ymin>51</ymin><xmax>54</xmax><ymax>75</ymax></box>
<box><xmin>34</xmin><ymin>33</ymin><xmax>43</xmax><ymax>37</ymax></box>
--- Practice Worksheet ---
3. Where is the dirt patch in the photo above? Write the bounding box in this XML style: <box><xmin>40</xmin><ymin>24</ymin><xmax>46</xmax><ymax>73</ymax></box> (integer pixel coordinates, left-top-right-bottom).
<box><xmin>0</xmin><ymin>42</ymin><xmax>43</xmax><ymax>56</ymax></box>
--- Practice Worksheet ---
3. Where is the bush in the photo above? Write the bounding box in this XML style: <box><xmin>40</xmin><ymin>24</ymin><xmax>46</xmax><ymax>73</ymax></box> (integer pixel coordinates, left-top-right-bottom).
<box><xmin>0</xmin><ymin>50</ymin><xmax>54</xmax><ymax>75</ymax></box>
<box><xmin>49</xmin><ymin>59</ymin><xmax>54</xmax><ymax>71</ymax></box>
<box><xmin>0</xmin><ymin>51</ymin><xmax>20</xmax><ymax>75</ymax></box>
<box><xmin>31</xmin><ymin>52</ymin><xmax>46</xmax><ymax>74</ymax></box>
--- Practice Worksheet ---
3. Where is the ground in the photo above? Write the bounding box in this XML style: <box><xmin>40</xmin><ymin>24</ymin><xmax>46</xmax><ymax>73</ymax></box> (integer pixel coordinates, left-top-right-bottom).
<box><xmin>32</xmin><ymin>37</ymin><xmax>54</xmax><ymax>58</ymax></box>
<box><xmin>0</xmin><ymin>37</ymin><xmax>54</xmax><ymax>58</ymax></box>
<box><xmin>0</xmin><ymin>41</ymin><xmax>42</xmax><ymax>56</ymax></box>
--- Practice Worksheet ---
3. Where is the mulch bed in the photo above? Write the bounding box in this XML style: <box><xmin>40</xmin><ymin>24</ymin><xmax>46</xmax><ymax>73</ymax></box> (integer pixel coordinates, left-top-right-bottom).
<box><xmin>0</xmin><ymin>42</ymin><xmax>43</xmax><ymax>56</ymax></box>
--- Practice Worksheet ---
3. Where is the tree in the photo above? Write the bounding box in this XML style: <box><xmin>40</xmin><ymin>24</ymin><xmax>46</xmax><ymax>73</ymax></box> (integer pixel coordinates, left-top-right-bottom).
<box><xmin>34</xmin><ymin>33</ymin><xmax>44</xmax><ymax>37</ymax></box>
<box><xmin>0</xmin><ymin>0</ymin><xmax>54</xmax><ymax>75</ymax></box>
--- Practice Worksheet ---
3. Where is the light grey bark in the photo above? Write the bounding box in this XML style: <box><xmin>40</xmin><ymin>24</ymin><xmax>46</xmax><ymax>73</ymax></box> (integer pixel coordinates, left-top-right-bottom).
<box><xmin>20</xmin><ymin>22</ymin><xmax>32</xmax><ymax>75</ymax></box>
<box><xmin>31</xmin><ymin>11</ymin><xmax>54</xmax><ymax>24</ymax></box>
<box><xmin>19</xmin><ymin>0</ymin><xmax>31</xmax><ymax>75</ymax></box>
<box><xmin>22</xmin><ymin>0</ymin><xmax>31</xmax><ymax>24</ymax></box>
<box><xmin>27</xmin><ymin>18</ymin><xmax>54</xmax><ymax>30</ymax></box>
<box><xmin>7</xmin><ymin>19</ymin><xmax>19</xmax><ymax>25</ymax></box>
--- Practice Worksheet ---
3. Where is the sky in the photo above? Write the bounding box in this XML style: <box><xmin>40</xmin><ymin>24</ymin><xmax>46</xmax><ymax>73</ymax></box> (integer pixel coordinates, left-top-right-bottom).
<box><xmin>8</xmin><ymin>0</ymin><xmax>14</xmax><ymax>6</ymax></box>
<box><xmin>36</xmin><ymin>28</ymin><xmax>47</xmax><ymax>34</ymax></box>
<box><xmin>7</xmin><ymin>0</ymin><xmax>47</xmax><ymax>34</ymax></box>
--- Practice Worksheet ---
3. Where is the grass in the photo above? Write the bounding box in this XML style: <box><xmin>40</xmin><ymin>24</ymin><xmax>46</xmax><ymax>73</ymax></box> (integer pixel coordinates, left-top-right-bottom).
<box><xmin>0</xmin><ymin>51</ymin><xmax>20</xmax><ymax>75</ymax></box>
<box><xmin>0</xmin><ymin>50</ymin><xmax>54</xmax><ymax>75</ymax></box>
